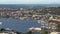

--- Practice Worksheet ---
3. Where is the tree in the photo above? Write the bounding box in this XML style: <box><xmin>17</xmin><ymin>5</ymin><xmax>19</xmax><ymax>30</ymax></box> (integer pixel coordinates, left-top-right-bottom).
<box><xmin>41</xmin><ymin>30</ymin><xmax>51</xmax><ymax>34</ymax></box>
<box><xmin>26</xmin><ymin>31</ymin><xmax>33</xmax><ymax>34</ymax></box>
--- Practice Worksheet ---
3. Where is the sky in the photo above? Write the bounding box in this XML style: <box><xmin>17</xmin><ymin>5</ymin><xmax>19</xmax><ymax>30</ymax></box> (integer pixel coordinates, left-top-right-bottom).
<box><xmin>0</xmin><ymin>0</ymin><xmax>60</xmax><ymax>4</ymax></box>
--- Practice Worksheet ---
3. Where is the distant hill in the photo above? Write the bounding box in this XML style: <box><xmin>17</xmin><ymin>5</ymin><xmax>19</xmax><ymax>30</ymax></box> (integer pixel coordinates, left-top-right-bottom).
<box><xmin>0</xmin><ymin>4</ymin><xmax>60</xmax><ymax>8</ymax></box>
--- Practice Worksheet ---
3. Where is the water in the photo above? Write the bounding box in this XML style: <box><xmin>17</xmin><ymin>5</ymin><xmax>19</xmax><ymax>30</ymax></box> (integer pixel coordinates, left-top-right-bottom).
<box><xmin>0</xmin><ymin>18</ymin><xmax>42</xmax><ymax>32</ymax></box>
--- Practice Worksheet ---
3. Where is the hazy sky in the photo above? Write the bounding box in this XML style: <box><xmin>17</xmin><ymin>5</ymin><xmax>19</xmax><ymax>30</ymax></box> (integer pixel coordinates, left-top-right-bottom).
<box><xmin>0</xmin><ymin>0</ymin><xmax>60</xmax><ymax>4</ymax></box>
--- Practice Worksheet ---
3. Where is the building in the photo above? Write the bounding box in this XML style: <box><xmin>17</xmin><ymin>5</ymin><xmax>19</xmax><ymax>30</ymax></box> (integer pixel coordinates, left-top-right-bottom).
<box><xmin>50</xmin><ymin>32</ymin><xmax>60</xmax><ymax>34</ymax></box>
<box><xmin>28</xmin><ymin>27</ymin><xmax>41</xmax><ymax>32</ymax></box>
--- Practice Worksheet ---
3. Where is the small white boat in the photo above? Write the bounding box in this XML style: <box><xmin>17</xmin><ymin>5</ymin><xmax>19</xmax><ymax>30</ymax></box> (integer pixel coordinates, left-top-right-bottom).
<box><xmin>0</xmin><ymin>22</ymin><xmax>2</xmax><ymax>25</ymax></box>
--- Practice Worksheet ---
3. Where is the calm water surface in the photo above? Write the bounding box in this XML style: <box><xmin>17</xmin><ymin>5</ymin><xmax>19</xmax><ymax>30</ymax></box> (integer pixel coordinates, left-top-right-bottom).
<box><xmin>0</xmin><ymin>18</ymin><xmax>42</xmax><ymax>32</ymax></box>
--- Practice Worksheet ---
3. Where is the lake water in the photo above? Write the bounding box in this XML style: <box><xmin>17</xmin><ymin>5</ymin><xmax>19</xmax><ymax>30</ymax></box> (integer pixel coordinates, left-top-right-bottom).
<box><xmin>0</xmin><ymin>18</ymin><xmax>42</xmax><ymax>32</ymax></box>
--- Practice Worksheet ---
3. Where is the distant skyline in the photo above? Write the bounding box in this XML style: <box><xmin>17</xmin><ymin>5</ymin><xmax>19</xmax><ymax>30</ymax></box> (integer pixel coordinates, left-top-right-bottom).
<box><xmin>0</xmin><ymin>0</ymin><xmax>60</xmax><ymax>4</ymax></box>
